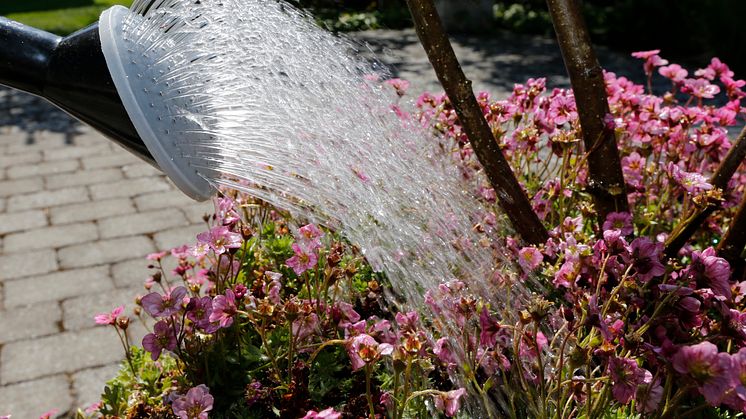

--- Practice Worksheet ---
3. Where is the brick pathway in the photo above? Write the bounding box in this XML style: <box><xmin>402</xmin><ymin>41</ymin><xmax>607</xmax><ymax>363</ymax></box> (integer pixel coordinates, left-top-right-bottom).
<box><xmin>0</xmin><ymin>27</ymin><xmax>649</xmax><ymax>417</ymax></box>
<box><xmin>0</xmin><ymin>125</ymin><xmax>212</xmax><ymax>416</ymax></box>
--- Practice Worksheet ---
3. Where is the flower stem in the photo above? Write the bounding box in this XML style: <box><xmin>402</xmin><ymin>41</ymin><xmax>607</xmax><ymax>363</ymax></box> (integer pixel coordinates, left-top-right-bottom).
<box><xmin>365</xmin><ymin>363</ymin><xmax>376</xmax><ymax>418</ymax></box>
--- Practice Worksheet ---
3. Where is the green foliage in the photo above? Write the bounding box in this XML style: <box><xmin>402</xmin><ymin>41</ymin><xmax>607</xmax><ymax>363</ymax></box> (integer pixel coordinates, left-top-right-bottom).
<box><xmin>98</xmin><ymin>346</ymin><xmax>177</xmax><ymax>417</ymax></box>
<box><xmin>309</xmin><ymin>345</ymin><xmax>355</xmax><ymax>404</ymax></box>
<box><xmin>1</xmin><ymin>0</ymin><xmax>133</xmax><ymax>35</ymax></box>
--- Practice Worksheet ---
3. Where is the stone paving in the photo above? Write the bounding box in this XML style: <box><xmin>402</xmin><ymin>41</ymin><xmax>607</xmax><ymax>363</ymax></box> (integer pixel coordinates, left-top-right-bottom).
<box><xmin>0</xmin><ymin>28</ymin><xmax>648</xmax><ymax>417</ymax></box>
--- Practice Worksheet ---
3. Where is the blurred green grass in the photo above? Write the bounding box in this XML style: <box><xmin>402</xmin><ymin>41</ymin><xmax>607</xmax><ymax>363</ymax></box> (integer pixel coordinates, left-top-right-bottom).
<box><xmin>1</xmin><ymin>0</ymin><xmax>133</xmax><ymax>35</ymax></box>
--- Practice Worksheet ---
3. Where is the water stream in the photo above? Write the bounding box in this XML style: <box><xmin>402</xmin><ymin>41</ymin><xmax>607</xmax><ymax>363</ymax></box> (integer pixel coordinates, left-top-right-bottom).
<box><xmin>124</xmin><ymin>0</ymin><xmax>530</xmax><ymax>414</ymax></box>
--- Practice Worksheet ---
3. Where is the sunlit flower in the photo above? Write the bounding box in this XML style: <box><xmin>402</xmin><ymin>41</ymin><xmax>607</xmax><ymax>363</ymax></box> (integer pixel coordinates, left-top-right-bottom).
<box><xmin>142</xmin><ymin>320</ymin><xmax>177</xmax><ymax>361</ymax></box>
<box><xmin>286</xmin><ymin>243</ymin><xmax>318</xmax><ymax>275</ymax></box>
<box><xmin>141</xmin><ymin>286</ymin><xmax>188</xmax><ymax>318</ymax></box>
<box><xmin>94</xmin><ymin>305</ymin><xmax>124</xmax><ymax>326</ymax></box>
<box><xmin>196</xmin><ymin>226</ymin><xmax>242</xmax><ymax>255</ymax></box>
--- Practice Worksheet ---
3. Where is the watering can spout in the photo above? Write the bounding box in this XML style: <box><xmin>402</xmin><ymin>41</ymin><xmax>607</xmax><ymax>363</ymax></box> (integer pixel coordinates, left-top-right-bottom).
<box><xmin>0</xmin><ymin>17</ymin><xmax>155</xmax><ymax>166</ymax></box>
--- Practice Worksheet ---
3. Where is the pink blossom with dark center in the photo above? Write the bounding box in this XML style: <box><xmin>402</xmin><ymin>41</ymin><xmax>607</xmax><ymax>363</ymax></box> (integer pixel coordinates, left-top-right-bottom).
<box><xmin>286</xmin><ymin>243</ymin><xmax>318</xmax><ymax>275</ymax></box>
<box><xmin>171</xmin><ymin>384</ymin><xmax>214</xmax><ymax>419</ymax></box>
<box><xmin>608</xmin><ymin>357</ymin><xmax>646</xmax><ymax>404</ymax></box>
<box><xmin>209</xmin><ymin>289</ymin><xmax>237</xmax><ymax>328</ymax></box>
<box><xmin>603</xmin><ymin>212</ymin><xmax>634</xmax><ymax>236</ymax></box>
<box><xmin>433</xmin><ymin>388</ymin><xmax>467</xmax><ymax>417</ymax></box>
<box><xmin>629</xmin><ymin>237</ymin><xmax>665</xmax><ymax>282</ymax></box>
<box><xmin>300</xmin><ymin>408</ymin><xmax>342</xmax><ymax>419</ymax></box>
<box><xmin>142</xmin><ymin>320</ymin><xmax>178</xmax><ymax>361</ymax></box>
<box><xmin>94</xmin><ymin>305</ymin><xmax>124</xmax><ymax>326</ymax></box>
<box><xmin>518</xmin><ymin>246</ymin><xmax>543</xmax><ymax>272</ymax></box>
<box><xmin>196</xmin><ymin>226</ymin><xmax>242</xmax><ymax>255</ymax></box>
<box><xmin>346</xmin><ymin>334</ymin><xmax>393</xmax><ymax>371</ymax></box>
<box><xmin>141</xmin><ymin>286</ymin><xmax>188</xmax><ymax>318</ymax></box>
<box><xmin>186</xmin><ymin>297</ymin><xmax>218</xmax><ymax>333</ymax></box>
<box><xmin>672</xmin><ymin>342</ymin><xmax>734</xmax><ymax>405</ymax></box>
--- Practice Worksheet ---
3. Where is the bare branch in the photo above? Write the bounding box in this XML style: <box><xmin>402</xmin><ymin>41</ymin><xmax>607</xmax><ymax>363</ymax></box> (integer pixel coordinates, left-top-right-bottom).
<box><xmin>546</xmin><ymin>0</ymin><xmax>629</xmax><ymax>225</ymax></box>
<box><xmin>718</xmin><ymin>191</ymin><xmax>746</xmax><ymax>272</ymax></box>
<box><xmin>402</xmin><ymin>0</ymin><xmax>549</xmax><ymax>245</ymax></box>
<box><xmin>665</xmin><ymin>125</ymin><xmax>746</xmax><ymax>259</ymax></box>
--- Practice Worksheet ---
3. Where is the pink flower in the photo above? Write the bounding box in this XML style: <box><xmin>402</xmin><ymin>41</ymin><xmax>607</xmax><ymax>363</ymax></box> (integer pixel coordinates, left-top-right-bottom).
<box><xmin>213</xmin><ymin>196</ymin><xmax>240</xmax><ymax>226</ymax></box>
<box><xmin>434</xmin><ymin>337</ymin><xmax>457</xmax><ymax>367</ymax></box>
<box><xmin>301</xmin><ymin>408</ymin><xmax>341</xmax><ymax>419</ymax></box>
<box><xmin>142</xmin><ymin>320</ymin><xmax>177</xmax><ymax>361</ymax></box>
<box><xmin>631</xmin><ymin>50</ymin><xmax>668</xmax><ymax>75</ymax></box>
<box><xmin>635</xmin><ymin>372</ymin><xmax>663</xmax><ymax>413</ymax></box>
<box><xmin>146</xmin><ymin>251</ymin><xmax>168</xmax><ymax>261</ymax></box>
<box><xmin>292</xmin><ymin>312</ymin><xmax>319</xmax><ymax>341</ymax></box>
<box><xmin>171</xmin><ymin>244</ymin><xmax>191</xmax><ymax>259</ymax></box>
<box><xmin>629</xmin><ymin>237</ymin><xmax>665</xmax><ymax>282</ymax></box>
<box><xmin>286</xmin><ymin>243</ymin><xmax>318</xmax><ymax>275</ymax></box>
<box><xmin>433</xmin><ymin>388</ymin><xmax>467</xmax><ymax>417</ymax></box>
<box><xmin>603</xmin><ymin>212</ymin><xmax>634</xmax><ymax>236</ymax></box>
<box><xmin>38</xmin><ymin>410</ymin><xmax>57</xmax><ymax>419</ymax></box>
<box><xmin>298</xmin><ymin>223</ymin><xmax>324</xmax><ymax>249</ymax></box>
<box><xmin>659</xmin><ymin>64</ymin><xmax>688</xmax><ymax>83</ymax></box>
<box><xmin>518</xmin><ymin>246</ymin><xmax>543</xmax><ymax>272</ymax></box>
<box><xmin>682</xmin><ymin>78</ymin><xmax>720</xmax><ymax>99</ymax></box>
<box><xmin>669</xmin><ymin>164</ymin><xmax>713</xmax><ymax>194</ymax></box>
<box><xmin>196</xmin><ymin>226</ymin><xmax>242</xmax><ymax>255</ymax></box>
<box><xmin>209</xmin><ymin>289</ymin><xmax>237</xmax><ymax>328</ymax></box>
<box><xmin>346</xmin><ymin>334</ymin><xmax>393</xmax><ymax>371</ymax></box>
<box><xmin>479</xmin><ymin>308</ymin><xmax>501</xmax><ymax>348</ymax></box>
<box><xmin>171</xmin><ymin>384</ymin><xmax>214</xmax><ymax>419</ymax></box>
<box><xmin>672</xmin><ymin>342</ymin><xmax>734</xmax><ymax>405</ymax></box>
<box><xmin>94</xmin><ymin>305</ymin><xmax>124</xmax><ymax>326</ymax></box>
<box><xmin>608</xmin><ymin>357</ymin><xmax>645</xmax><ymax>404</ymax></box>
<box><xmin>385</xmin><ymin>78</ymin><xmax>411</xmax><ymax>97</ymax></box>
<box><xmin>141</xmin><ymin>286</ymin><xmax>188</xmax><ymax>318</ymax></box>
<box><xmin>186</xmin><ymin>297</ymin><xmax>218</xmax><ymax>333</ymax></box>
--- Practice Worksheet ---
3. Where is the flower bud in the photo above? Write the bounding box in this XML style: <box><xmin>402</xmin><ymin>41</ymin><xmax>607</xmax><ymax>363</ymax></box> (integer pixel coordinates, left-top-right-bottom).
<box><xmin>116</xmin><ymin>316</ymin><xmax>130</xmax><ymax>330</ymax></box>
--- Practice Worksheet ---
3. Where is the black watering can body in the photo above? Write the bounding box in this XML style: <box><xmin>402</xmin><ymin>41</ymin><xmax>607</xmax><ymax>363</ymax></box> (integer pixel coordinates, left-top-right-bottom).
<box><xmin>0</xmin><ymin>17</ymin><xmax>155</xmax><ymax>165</ymax></box>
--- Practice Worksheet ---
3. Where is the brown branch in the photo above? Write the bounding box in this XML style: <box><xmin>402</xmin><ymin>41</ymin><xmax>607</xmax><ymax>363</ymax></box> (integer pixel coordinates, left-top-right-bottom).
<box><xmin>546</xmin><ymin>0</ymin><xmax>629</xmax><ymax>225</ymax></box>
<box><xmin>664</xmin><ymin>125</ymin><xmax>746</xmax><ymax>259</ymax></box>
<box><xmin>403</xmin><ymin>0</ymin><xmax>549</xmax><ymax>245</ymax></box>
<box><xmin>718</xmin><ymin>193</ymin><xmax>746</xmax><ymax>273</ymax></box>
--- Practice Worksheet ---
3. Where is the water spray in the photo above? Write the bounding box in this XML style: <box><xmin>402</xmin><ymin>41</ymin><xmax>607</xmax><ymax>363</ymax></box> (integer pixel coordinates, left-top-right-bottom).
<box><xmin>1</xmin><ymin>2</ymin><xmax>528</xmax><ymax>414</ymax></box>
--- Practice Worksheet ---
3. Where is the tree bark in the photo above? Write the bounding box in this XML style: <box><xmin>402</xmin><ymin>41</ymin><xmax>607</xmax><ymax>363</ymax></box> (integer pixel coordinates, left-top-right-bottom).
<box><xmin>664</xmin><ymin>125</ymin><xmax>746</xmax><ymax>259</ymax></box>
<box><xmin>403</xmin><ymin>0</ymin><xmax>549</xmax><ymax>246</ymax></box>
<box><xmin>546</xmin><ymin>0</ymin><xmax>629</xmax><ymax>225</ymax></box>
<box><xmin>718</xmin><ymin>194</ymin><xmax>746</xmax><ymax>273</ymax></box>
